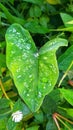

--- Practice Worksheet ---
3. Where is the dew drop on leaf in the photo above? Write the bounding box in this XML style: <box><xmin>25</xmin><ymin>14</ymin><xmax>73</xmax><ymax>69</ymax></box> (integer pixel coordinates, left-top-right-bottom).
<box><xmin>25</xmin><ymin>43</ymin><xmax>31</xmax><ymax>50</ymax></box>
<box><xmin>17</xmin><ymin>75</ymin><xmax>22</xmax><ymax>79</ymax></box>
<box><xmin>34</xmin><ymin>52</ymin><xmax>39</xmax><ymax>57</ymax></box>
<box><xmin>6</xmin><ymin>24</ymin><xmax>68</xmax><ymax>112</ymax></box>
<box><xmin>27</xmin><ymin>94</ymin><xmax>29</xmax><ymax>97</ymax></box>
<box><xmin>12</xmin><ymin>28</ymin><xmax>16</xmax><ymax>33</ymax></box>
<box><xmin>38</xmin><ymin>92</ymin><xmax>42</xmax><ymax>98</ymax></box>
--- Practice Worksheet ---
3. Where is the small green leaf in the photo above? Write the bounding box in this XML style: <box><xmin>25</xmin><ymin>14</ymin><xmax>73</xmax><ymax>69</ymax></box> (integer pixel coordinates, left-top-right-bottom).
<box><xmin>58</xmin><ymin>45</ymin><xmax>73</xmax><ymax>71</ymax></box>
<box><xmin>46</xmin><ymin>0</ymin><xmax>61</xmax><ymax>5</ymax></box>
<box><xmin>0</xmin><ymin>119</ymin><xmax>7</xmax><ymax>130</ymax></box>
<box><xmin>57</xmin><ymin>27</ymin><xmax>73</xmax><ymax>32</ymax></box>
<box><xmin>39</xmin><ymin>16</ymin><xmax>50</xmax><ymax>28</ymax></box>
<box><xmin>60</xmin><ymin>13</ymin><xmax>73</xmax><ymax>27</ymax></box>
<box><xmin>6</xmin><ymin>24</ymin><xmax>68</xmax><ymax>112</ymax></box>
<box><xmin>24</xmin><ymin>19</ymin><xmax>49</xmax><ymax>34</ymax></box>
<box><xmin>59</xmin><ymin>107</ymin><xmax>73</xmax><ymax>117</ymax></box>
<box><xmin>29</xmin><ymin>6</ymin><xmax>42</xmax><ymax>18</ymax></box>
<box><xmin>0</xmin><ymin>3</ymin><xmax>25</xmax><ymax>25</ymax></box>
<box><xmin>0</xmin><ymin>54</ymin><xmax>6</xmax><ymax>69</ymax></box>
<box><xmin>7</xmin><ymin>117</ymin><xmax>17</xmax><ymax>130</ymax></box>
<box><xmin>60</xmin><ymin>88</ymin><xmax>73</xmax><ymax>106</ymax></box>
<box><xmin>26</xmin><ymin>126</ymin><xmax>39</xmax><ymax>130</ymax></box>
<box><xmin>34</xmin><ymin>110</ymin><xmax>44</xmax><ymax>123</ymax></box>
<box><xmin>0</xmin><ymin>98</ymin><xmax>10</xmax><ymax>109</ymax></box>
<box><xmin>0</xmin><ymin>108</ymin><xmax>11</xmax><ymax>120</ymax></box>
<box><xmin>46</xmin><ymin>118</ymin><xmax>57</xmax><ymax>130</ymax></box>
<box><xmin>22</xmin><ymin>0</ymin><xmax>43</xmax><ymax>4</ymax></box>
<box><xmin>42</xmin><ymin>89</ymin><xmax>61</xmax><ymax>114</ymax></box>
<box><xmin>12</xmin><ymin>99</ymin><xmax>31</xmax><ymax>118</ymax></box>
<box><xmin>7</xmin><ymin>99</ymin><xmax>32</xmax><ymax>130</ymax></box>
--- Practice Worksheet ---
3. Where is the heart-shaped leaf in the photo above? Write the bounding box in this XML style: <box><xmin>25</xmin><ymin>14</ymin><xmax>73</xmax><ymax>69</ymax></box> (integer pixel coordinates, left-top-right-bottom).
<box><xmin>5</xmin><ymin>24</ymin><xmax>68</xmax><ymax>112</ymax></box>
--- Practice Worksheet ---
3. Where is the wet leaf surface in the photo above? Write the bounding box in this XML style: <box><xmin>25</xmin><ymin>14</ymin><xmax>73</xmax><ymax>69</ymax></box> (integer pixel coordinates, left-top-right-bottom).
<box><xmin>6</xmin><ymin>24</ymin><xmax>68</xmax><ymax>112</ymax></box>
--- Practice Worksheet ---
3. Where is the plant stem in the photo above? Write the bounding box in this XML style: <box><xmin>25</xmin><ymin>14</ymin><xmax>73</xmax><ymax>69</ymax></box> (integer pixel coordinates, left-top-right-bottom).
<box><xmin>0</xmin><ymin>79</ymin><xmax>14</xmax><ymax>109</ymax></box>
<box><xmin>56</xmin><ymin>113</ymin><xmax>73</xmax><ymax>125</ymax></box>
<box><xmin>58</xmin><ymin>61</ymin><xmax>73</xmax><ymax>87</ymax></box>
<box><xmin>56</xmin><ymin>116</ymin><xmax>70</xmax><ymax>130</ymax></box>
<box><xmin>53</xmin><ymin>114</ymin><xmax>61</xmax><ymax>130</ymax></box>
<box><xmin>0</xmin><ymin>79</ymin><xmax>10</xmax><ymax>100</ymax></box>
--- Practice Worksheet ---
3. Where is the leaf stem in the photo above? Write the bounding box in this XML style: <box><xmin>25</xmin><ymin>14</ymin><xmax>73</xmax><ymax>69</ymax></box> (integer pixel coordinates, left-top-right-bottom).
<box><xmin>0</xmin><ymin>79</ymin><xmax>14</xmax><ymax>109</ymax></box>
<box><xmin>56</xmin><ymin>113</ymin><xmax>73</xmax><ymax>125</ymax></box>
<box><xmin>53</xmin><ymin>113</ymin><xmax>61</xmax><ymax>130</ymax></box>
<box><xmin>0</xmin><ymin>79</ymin><xmax>9</xmax><ymax>100</ymax></box>
<box><xmin>58</xmin><ymin>61</ymin><xmax>73</xmax><ymax>87</ymax></box>
<box><xmin>56</xmin><ymin>116</ymin><xmax>70</xmax><ymax>130</ymax></box>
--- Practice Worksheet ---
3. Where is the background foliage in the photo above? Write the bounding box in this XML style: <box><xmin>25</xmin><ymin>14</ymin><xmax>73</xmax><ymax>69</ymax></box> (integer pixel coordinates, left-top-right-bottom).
<box><xmin>0</xmin><ymin>0</ymin><xmax>73</xmax><ymax>130</ymax></box>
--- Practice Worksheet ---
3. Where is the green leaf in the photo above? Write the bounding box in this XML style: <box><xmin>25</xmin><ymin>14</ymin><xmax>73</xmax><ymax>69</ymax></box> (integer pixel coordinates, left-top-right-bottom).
<box><xmin>46</xmin><ymin>0</ymin><xmax>61</xmax><ymax>5</ymax></box>
<box><xmin>0</xmin><ymin>98</ymin><xmax>10</xmax><ymax>109</ymax></box>
<box><xmin>29</xmin><ymin>5</ymin><xmax>42</xmax><ymax>18</ymax></box>
<box><xmin>7</xmin><ymin>99</ymin><xmax>31</xmax><ymax>130</ymax></box>
<box><xmin>60</xmin><ymin>88</ymin><xmax>73</xmax><ymax>106</ymax></box>
<box><xmin>42</xmin><ymin>89</ymin><xmax>61</xmax><ymax>114</ymax></box>
<box><xmin>0</xmin><ymin>3</ymin><xmax>25</xmax><ymax>25</ymax></box>
<box><xmin>46</xmin><ymin>118</ymin><xmax>57</xmax><ymax>130</ymax></box>
<box><xmin>56</xmin><ymin>27</ymin><xmax>73</xmax><ymax>32</ymax></box>
<box><xmin>0</xmin><ymin>108</ymin><xmax>11</xmax><ymax>120</ymax></box>
<box><xmin>60</xmin><ymin>13</ymin><xmax>73</xmax><ymax>27</ymax></box>
<box><xmin>39</xmin><ymin>16</ymin><xmax>50</xmax><ymax>28</ymax></box>
<box><xmin>34</xmin><ymin>110</ymin><xmax>44</xmax><ymax>123</ymax></box>
<box><xmin>7</xmin><ymin>117</ymin><xmax>17</xmax><ymax>130</ymax></box>
<box><xmin>24</xmin><ymin>19</ymin><xmax>49</xmax><ymax>34</ymax></box>
<box><xmin>22</xmin><ymin>0</ymin><xmax>43</xmax><ymax>4</ymax></box>
<box><xmin>58</xmin><ymin>45</ymin><xmax>73</xmax><ymax>71</ymax></box>
<box><xmin>0</xmin><ymin>54</ymin><xmax>6</xmax><ymax>69</ymax></box>
<box><xmin>59</xmin><ymin>107</ymin><xmax>73</xmax><ymax>117</ymax></box>
<box><xmin>26</xmin><ymin>126</ymin><xmax>39</xmax><ymax>130</ymax></box>
<box><xmin>12</xmin><ymin>99</ymin><xmax>31</xmax><ymax>118</ymax></box>
<box><xmin>6</xmin><ymin>23</ymin><xmax>68</xmax><ymax>112</ymax></box>
<box><xmin>0</xmin><ymin>119</ymin><xmax>7</xmax><ymax>130</ymax></box>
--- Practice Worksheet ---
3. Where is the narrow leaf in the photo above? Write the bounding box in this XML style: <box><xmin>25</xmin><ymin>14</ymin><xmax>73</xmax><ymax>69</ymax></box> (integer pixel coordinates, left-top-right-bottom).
<box><xmin>0</xmin><ymin>3</ymin><xmax>25</xmax><ymax>25</ymax></box>
<box><xmin>60</xmin><ymin>88</ymin><xmax>73</xmax><ymax>106</ymax></box>
<box><xmin>46</xmin><ymin>0</ymin><xmax>61</xmax><ymax>5</ymax></box>
<box><xmin>60</xmin><ymin>13</ymin><xmax>73</xmax><ymax>27</ymax></box>
<box><xmin>58</xmin><ymin>45</ymin><xmax>73</xmax><ymax>71</ymax></box>
<box><xmin>22</xmin><ymin>0</ymin><xmax>43</xmax><ymax>4</ymax></box>
<box><xmin>26</xmin><ymin>126</ymin><xmax>39</xmax><ymax>130</ymax></box>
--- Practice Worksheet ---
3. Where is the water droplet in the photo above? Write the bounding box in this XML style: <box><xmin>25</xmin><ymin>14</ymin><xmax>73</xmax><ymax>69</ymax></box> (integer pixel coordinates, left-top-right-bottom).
<box><xmin>13</xmin><ymin>28</ymin><xmax>16</xmax><ymax>33</ymax></box>
<box><xmin>18</xmin><ymin>42</ymin><xmax>24</xmax><ymax>49</ymax></box>
<box><xmin>29</xmin><ymin>75</ymin><xmax>32</xmax><ymax>78</ymax></box>
<box><xmin>49</xmin><ymin>82</ymin><xmax>52</xmax><ymax>86</ymax></box>
<box><xmin>17</xmin><ymin>75</ymin><xmax>21</xmax><ymax>79</ymax></box>
<box><xmin>16</xmin><ymin>32</ymin><xmax>20</xmax><ymax>35</ymax></box>
<box><xmin>44</xmin><ymin>57</ymin><xmax>47</xmax><ymax>60</ymax></box>
<box><xmin>23</xmin><ymin>90</ymin><xmax>27</xmax><ymax>94</ymax></box>
<box><xmin>22</xmin><ymin>52</ymin><xmax>28</xmax><ymax>59</ymax></box>
<box><xmin>16</xmin><ymin>68</ymin><xmax>20</xmax><ymax>73</ymax></box>
<box><xmin>34</xmin><ymin>52</ymin><xmax>39</xmax><ymax>57</ymax></box>
<box><xmin>24</xmin><ymin>82</ymin><xmax>28</xmax><ymax>88</ymax></box>
<box><xmin>38</xmin><ymin>92</ymin><xmax>42</xmax><ymax>98</ymax></box>
<box><xmin>27</xmin><ymin>94</ymin><xmax>29</xmax><ymax>97</ymax></box>
<box><xmin>29</xmin><ymin>89</ymin><xmax>32</xmax><ymax>92</ymax></box>
<box><xmin>43</xmin><ymin>86</ymin><xmax>46</xmax><ymax>89</ymax></box>
<box><xmin>25</xmin><ymin>44</ymin><xmax>31</xmax><ymax>50</ymax></box>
